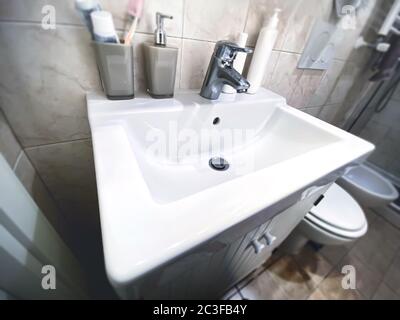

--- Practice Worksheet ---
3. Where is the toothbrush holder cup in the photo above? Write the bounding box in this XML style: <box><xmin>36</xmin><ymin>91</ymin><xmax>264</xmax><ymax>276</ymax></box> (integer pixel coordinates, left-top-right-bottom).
<box><xmin>93</xmin><ymin>41</ymin><xmax>135</xmax><ymax>100</ymax></box>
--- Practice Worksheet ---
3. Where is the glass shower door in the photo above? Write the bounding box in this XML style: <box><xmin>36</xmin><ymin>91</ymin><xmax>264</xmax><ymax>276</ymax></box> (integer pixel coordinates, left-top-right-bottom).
<box><xmin>357</xmin><ymin>81</ymin><xmax>400</xmax><ymax>182</ymax></box>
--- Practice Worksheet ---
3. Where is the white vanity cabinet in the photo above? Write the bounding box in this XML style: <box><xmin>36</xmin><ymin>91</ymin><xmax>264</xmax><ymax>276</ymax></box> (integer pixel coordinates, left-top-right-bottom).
<box><xmin>218</xmin><ymin>183</ymin><xmax>331</xmax><ymax>295</ymax></box>
<box><xmin>125</xmin><ymin>184</ymin><xmax>331</xmax><ymax>300</ymax></box>
<box><xmin>88</xmin><ymin>90</ymin><xmax>374</xmax><ymax>300</ymax></box>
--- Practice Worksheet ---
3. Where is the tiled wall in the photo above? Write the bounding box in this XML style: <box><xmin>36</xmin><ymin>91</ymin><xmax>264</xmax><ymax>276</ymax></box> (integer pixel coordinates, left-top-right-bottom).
<box><xmin>0</xmin><ymin>109</ymin><xmax>63</xmax><ymax>238</ymax></box>
<box><xmin>0</xmin><ymin>0</ymin><xmax>385</xmax><ymax>264</ymax></box>
<box><xmin>360</xmin><ymin>83</ymin><xmax>400</xmax><ymax>179</ymax></box>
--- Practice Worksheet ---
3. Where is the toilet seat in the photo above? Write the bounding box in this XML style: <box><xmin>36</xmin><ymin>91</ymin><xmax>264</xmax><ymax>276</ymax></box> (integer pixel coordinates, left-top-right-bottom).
<box><xmin>305</xmin><ymin>183</ymin><xmax>368</xmax><ymax>239</ymax></box>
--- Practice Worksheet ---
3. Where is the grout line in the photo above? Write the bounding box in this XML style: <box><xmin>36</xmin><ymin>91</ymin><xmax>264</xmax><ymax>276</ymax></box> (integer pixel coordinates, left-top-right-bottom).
<box><xmin>182</xmin><ymin>0</ymin><xmax>186</xmax><ymax>39</ymax></box>
<box><xmin>178</xmin><ymin>37</ymin><xmax>184</xmax><ymax>89</ymax></box>
<box><xmin>24</xmin><ymin>137</ymin><xmax>91</xmax><ymax>151</ymax></box>
<box><xmin>378</xmin><ymin>245</ymin><xmax>400</xmax><ymax>295</ymax></box>
<box><xmin>0</xmin><ymin>19</ymin><xmax>86</xmax><ymax>29</ymax></box>
<box><xmin>242</xmin><ymin>0</ymin><xmax>251</xmax><ymax>33</ymax></box>
<box><xmin>12</xmin><ymin>150</ymin><xmax>23</xmax><ymax>171</ymax></box>
<box><xmin>263</xmin><ymin>50</ymin><xmax>280</xmax><ymax>88</ymax></box>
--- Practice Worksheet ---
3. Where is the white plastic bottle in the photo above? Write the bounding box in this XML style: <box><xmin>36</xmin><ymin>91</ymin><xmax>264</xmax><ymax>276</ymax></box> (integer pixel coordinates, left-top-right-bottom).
<box><xmin>222</xmin><ymin>32</ymin><xmax>249</xmax><ymax>94</ymax></box>
<box><xmin>246</xmin><ymin>9</ymin><xmax>281</xmax><ymax>94</ymax></box>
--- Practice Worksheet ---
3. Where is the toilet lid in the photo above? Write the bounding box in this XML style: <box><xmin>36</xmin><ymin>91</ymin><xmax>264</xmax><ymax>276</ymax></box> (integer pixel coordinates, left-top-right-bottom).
<box><xmin>307</xmin><ymin>183</ymin><xmax>367</xmax><ymax>232</ymax></box>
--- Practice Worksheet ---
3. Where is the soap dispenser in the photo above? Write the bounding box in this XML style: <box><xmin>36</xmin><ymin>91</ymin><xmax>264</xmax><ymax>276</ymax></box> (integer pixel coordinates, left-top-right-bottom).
<box><xmin>143</xmin><ymin>12</ymin><xmax>178</xmax><ymax>98</ymax></box>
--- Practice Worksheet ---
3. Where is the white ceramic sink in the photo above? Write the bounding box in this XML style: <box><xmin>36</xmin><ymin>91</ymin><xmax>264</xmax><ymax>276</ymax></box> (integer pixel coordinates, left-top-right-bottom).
<box><xmin>87</xmin><ymin>89</ymin><xmax>374</xmax><ymax>288</ymax></box>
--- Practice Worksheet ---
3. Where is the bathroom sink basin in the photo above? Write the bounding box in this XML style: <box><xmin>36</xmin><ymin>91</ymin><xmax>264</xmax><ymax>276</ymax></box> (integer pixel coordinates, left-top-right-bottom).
<box><xmin>102</xmin><ymin>94</ymin><xmax>338</xmax><ymax>204</ymax></box>
<box><xmin>87</xmin><ymin>89</ymin><xmax>374</xmax><ymax>288</ymax></box>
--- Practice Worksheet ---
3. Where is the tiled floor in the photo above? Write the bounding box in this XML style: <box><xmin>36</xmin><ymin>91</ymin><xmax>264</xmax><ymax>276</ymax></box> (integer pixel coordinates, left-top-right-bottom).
<box><xmin>223</xmin><ymin>208</ymin><xmax>400</xmax><ymax>300</ymax></box>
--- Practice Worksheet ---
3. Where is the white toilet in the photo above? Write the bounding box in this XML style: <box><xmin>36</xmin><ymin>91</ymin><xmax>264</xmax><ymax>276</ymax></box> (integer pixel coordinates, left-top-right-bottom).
<box><xmin>283</xmin><ymin>183</ymin><xmax>368</xmax><ymax>253</ymax></box>
<box><xmin>337</xmin><ymin>165</ymin><xmax>399</xmax><ymax>208</ymax></box>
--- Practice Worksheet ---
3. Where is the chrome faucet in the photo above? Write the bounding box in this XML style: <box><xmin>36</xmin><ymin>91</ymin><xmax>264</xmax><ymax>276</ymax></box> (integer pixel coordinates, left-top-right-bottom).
<box><xmin>200</xmin><ymin>41</ymin><xmax>253</xmax><ymax>100</ymax></box>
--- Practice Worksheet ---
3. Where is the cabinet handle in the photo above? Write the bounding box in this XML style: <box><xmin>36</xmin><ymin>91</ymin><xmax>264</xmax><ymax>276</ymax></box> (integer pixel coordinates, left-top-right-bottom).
<box><xmin>262</xmin><ymin>232</ymin><xmax>277</xmax><ymax>246</ymax></box>
<box><xmin>301</xmin><ymin>185</ymin><xmax>327</xmax><ymax>200</ymax></box>
<box><xmin>249</xmin><ymin>239</ymin><xmax>266</xmax><ymax>254</ymax></box>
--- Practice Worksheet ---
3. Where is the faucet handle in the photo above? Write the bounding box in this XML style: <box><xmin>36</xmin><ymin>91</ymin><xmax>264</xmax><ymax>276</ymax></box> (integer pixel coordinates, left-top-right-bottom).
<box><xmin>214</xmin><ymin>41</ymin><xmax>253</xmax><ymax>63</ymax></box>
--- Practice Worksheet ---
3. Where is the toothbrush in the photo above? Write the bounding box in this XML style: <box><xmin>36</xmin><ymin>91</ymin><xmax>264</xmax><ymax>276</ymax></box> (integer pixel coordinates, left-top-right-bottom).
<box><xmin>124</xmin><ymin>0</ymin><xmax>144</xmax><ymax>45</ymax></box>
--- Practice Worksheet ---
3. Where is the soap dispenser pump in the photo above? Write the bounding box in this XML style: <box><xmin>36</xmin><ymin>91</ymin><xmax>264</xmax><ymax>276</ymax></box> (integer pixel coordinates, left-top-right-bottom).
<box><xmin>155</xmin><ymin>12</ymin><xmax>172</xmax><ymax>45</ymax></box>
<box><xmin>143</xmin><ymin>12</ymin><xmax>178</xmax><ymax>99</ymax></box>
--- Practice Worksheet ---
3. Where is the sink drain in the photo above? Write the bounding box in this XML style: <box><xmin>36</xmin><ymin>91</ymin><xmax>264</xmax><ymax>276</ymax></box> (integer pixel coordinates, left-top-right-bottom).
<box><xmin>209</xmin><ymin>157</ymin><xmax>230</xmax><ymax>171</ymax></box>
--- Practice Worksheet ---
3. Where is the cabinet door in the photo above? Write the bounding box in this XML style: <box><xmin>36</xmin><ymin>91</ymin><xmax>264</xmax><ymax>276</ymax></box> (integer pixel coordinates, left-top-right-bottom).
<box><xmin>262</xmin><ymin>184</ymin><xmax>331</xmax><ymax>252</ymax></box>
<box><xmin>220</xmin><ymin>220</ymin><xmax>272</xmax><ymax>293</ymax></box>
<box><xmin>231</xmin><ymin>184</ymin><xmax>331</xmax><ymax>285</ymax></box>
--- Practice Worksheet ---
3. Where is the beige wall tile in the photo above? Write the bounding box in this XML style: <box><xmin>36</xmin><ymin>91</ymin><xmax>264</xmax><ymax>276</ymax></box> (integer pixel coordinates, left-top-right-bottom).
<box><xmin>268</xmin><ymin>52</ymin><xmax>302</xmax><ymax>100</ymax></box>
<box><xmin>300</xmin><ymin>106</ymin><xmax>323</xmax><ymax>117</ymax></box>
<box><xmin>0</xmin><ymin>23</ymin><xmax>100</xmax><ymax>147</ymax></box>
<box><xmin>23</xmin><ymin>141</ymin><xmax>108</xmax><ymax>292</ymax></box>
<box><xmin>334</xmin><ymin>30</ymin><xmax>360</xmax><ymax>62</ymax></box>
<box><xmin>245</xmin><ymin>0</ymin><xmax>295</xmax><ymax>48</ymax></box>
<box><xmin>0</xmin><ymin>0</ymin><xmax>80</xmax><ymax>24</ymax></box>
<box><xmin>318</xmin><ymin>104</ymin><xmax>341</xmax><ymax>124</ymax></box>
<box><xmin>14</xmin><ymin>151</ymin><xmax>62</xmax><ymax>234</ymax></box>
<box><xmin>245</xmin><ymin>0</ymin><xmax>332</xmax><ymax>52</ymax></box>
<box><xmin>99</xmin><ymin>0</ymin><xmax>130</xmax><ymax>30</ymax></box>
<box><xmin>327</xmin><ymin>62</ymin><xmax>361</xmax><ymax>105</ymax></box>
<box><xmin>307</xmin><ymin>60</ymin><xmax>345</xmax><ymax>108</ymax></box>
<box><xmin>0</xmin><ymin>0</ymin><xmax>181</xmax><ymax>35</ymax></box>
<box><xmin>25</xmin><ymin>139</ymin><xmax>99</xmax><ymax>230</ymax></box>
<box><xmin>180</xmin><ymin>39</ymin><xmax>215</xmax><ymax>89</ymax></box>
<box><xmin>280</xmin><ymin>0</ymin><xmax>326</xmax><ymax>54</ymax></box>
<box><xmin>289</xmin><ymin>69</ymin><xmax>325</xmax><ymax>109</ymax></box>
<box><xmin>260</xmin><ymin>50</ymin><xmax>280</xmax><ymax>88</ymax></box>
<box><xmin>183</xmin><ymin>0</ymin><xmax>249</xmax><ymax>42</ymax></box>
<box><xmin>136</xmin><ymin>0</ymin><xmax>183</xmax><ymax>38</ymax></box>
<box><xmin>0</xmin><ymin>109</ymin><xmax>21</xmax><ymax>168</ymax></box>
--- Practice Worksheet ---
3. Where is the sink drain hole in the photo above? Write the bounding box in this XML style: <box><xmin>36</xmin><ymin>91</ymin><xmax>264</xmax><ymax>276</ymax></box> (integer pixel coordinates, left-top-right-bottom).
<box><xmin>209</xmin><ymin>157</ymin><xmax>230</xmax><ymax>171</ymax></box>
